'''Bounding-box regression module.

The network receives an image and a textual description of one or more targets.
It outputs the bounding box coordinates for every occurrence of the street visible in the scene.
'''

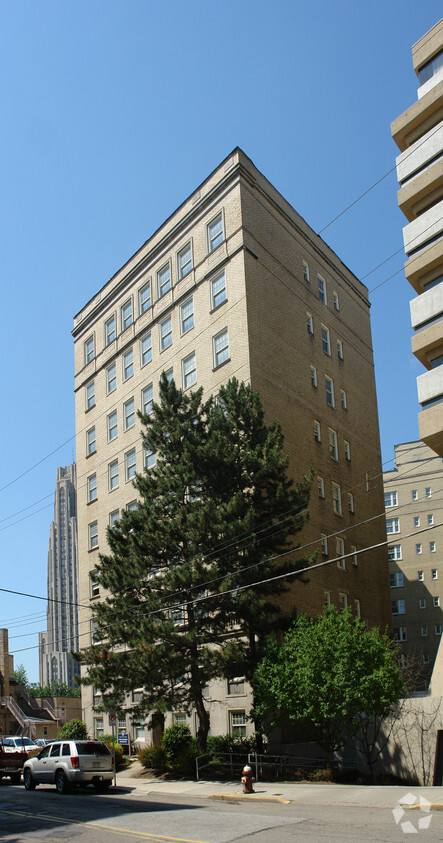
[1,782,443,842]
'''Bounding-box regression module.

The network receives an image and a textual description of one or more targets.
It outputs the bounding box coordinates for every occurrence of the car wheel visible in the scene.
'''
[55,770,69,794]
[10,772,21,785]
[24,769,36,791]
[94,780,111,792]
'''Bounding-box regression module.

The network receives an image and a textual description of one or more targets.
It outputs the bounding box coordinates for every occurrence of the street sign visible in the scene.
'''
[118,733,129,745]
[109,713,117,724]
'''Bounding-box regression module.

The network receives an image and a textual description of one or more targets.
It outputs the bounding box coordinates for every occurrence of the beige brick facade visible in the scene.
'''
[73,149,391,740]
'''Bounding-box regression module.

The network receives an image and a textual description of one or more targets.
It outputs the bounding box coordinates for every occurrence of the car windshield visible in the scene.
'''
[75,742,110,756]
[14,738,35,746]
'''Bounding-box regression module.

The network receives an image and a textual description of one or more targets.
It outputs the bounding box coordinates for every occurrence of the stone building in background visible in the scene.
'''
[38,464,79,689]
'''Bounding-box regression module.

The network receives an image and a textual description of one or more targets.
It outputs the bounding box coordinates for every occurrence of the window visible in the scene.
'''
[339,593,348,610]
[182,352,197,390]
[164,367,173,383]
[318,275,327,304]
[208,213,223,252]
[385,491,398,507]
[160,316,172,351]
[95,718,104,738]
[139,280,151,314]
[414,516,420,527]
[421,626,428,637]
[85,335,94,364]
[86,381,95,410]
[303,260,310,282]
[348,492,355,513]
[321,534,328,556]
[211,270,227,309]
[310,365,318,388]
[434,596,440,607]
[324,590,331,606]
[157,263,171,297]
[123,348,134,380]
[108,459,119,491]
[125,449,136,481]
[436,625,442,636]
[321,325,331,355]
[351,546,358,566]
[418,570,424,581]
[88,521,98,550]
[180,298,194,334]
[416,543,422,554]
[106,362,116,393]
[423,654,430,665]
[325,376,335,407]
[87,474,97,503]
[107,410,118,441]
[336,537,345,569]
[318,477,325,498]
[172,713,187,725]
[394,626,407,642]
[386,518,400,534]
[388,545,402,561]
[432,568,438,579]
[329,428,338,460]
[124,398,135,430]
[354,599,361,618]
[86,427,96,456]
[332,482,342,515]
[392,599,405,615]
[340,389,347,409]
[344,440,351,461]
[419,598,426,609]
[333,291,340,311]
[178,243,192,279]
[144,447,156,469]
[109,509,120,527]
[431,542,437,554]
[412,489,418,501]
[390,572,404,588]
[142,383,154,416]
[314,419,321,442]
[307,312,314,334]
[229,710,246,737]
[227,678,245,695]
[426,487,432,498]
[121,299,133,331]
[90,573,100,598]
[337,339,343,360]
[428,514,434,525]
[213,328,229,368]
[140,332,152,366]
[126,501,138,512]
[105,315,116,346]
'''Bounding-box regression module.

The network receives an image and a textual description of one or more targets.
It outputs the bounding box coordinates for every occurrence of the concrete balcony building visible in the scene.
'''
[392,19,443,455]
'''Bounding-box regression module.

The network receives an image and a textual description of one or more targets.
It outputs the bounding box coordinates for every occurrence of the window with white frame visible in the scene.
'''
[418,570,424,581]
[139,280,151,314]
[333,290,340,311]
[211,270,227,309]
[213,328,229,368]
[90,619,101,644]
[208,213,223,252]
[126,500,138,512]
[388,545,402,561]
[95,718,104,738]
[324,590,331,606]
[144,447,156,469]
[85,335,94,364]
[303,260,310,282]
[123,348,134,379]
[428,514,434,525]
[124,398,135,430]
[430,542,436,553]
[416,543,422,554]
[321,534,328,556]
[140,332,152,366]
[432,568,438,579]
[133,720,145,740]
[164,367,173,383]
[172,712,187,724]
[425,487,432,498]
[392,599,405,615]
[339,592,348,610]
[86,381,95,410]
[390,572,404,588]
[332,482,342,515]
[86,426,96,456]
[307,312,314,334]
[121,299,133,331]
[318,477,325,498]
[354,599,361,617]
[227,678,245,695]
[344,440,351,461]
[310,365,318,388]
[107,410,118,442]
[182,352,197,390]
[87,474,97,503]
[393,626,407,642]
[337,339,344,360]
[434,596,440,607]
[423,654,430,664]
[336,537,345,569]
[318,275,327,303]
[178,243,192,279]
[340,389,347,409]
[384,491,398,507]
[351,545,358,566]
[142,383,154,416]
[435,625,442,636]
[421,626,428,637]
[348,492,355,513]
[314,419,321,442]
[125,449,136,481]
[90,572,100,598]
[419,598,426,609]
[412,489,418,501]
[321,325,331,355]
[109,509,120,527]
[229,710,246,737]
[329,428,338,460]
[325,376,335,407]
[414,516,420,527]
[105,315,116,346]
[88,521,98,550]
[157,263,171,298]
[108,460,119,491]
[386,518,400,534]
[106,362,116,394]
[180,298,194,334]
[160,316,172,351]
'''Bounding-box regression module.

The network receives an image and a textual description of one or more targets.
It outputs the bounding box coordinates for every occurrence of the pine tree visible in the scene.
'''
[79,375,311,750]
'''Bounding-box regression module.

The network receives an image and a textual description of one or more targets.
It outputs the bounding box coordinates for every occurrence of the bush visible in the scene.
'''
[206,733,260,757]
[56,719,88,740]
[101,735,126,770]
[138,744,167,772]
[161,724,193,762]
[171,738,200,776]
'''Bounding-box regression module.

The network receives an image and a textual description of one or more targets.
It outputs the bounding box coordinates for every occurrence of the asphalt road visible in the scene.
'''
[1,782,442,842]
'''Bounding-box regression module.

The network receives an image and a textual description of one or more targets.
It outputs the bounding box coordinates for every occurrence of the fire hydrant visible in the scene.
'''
[241,765,255,793]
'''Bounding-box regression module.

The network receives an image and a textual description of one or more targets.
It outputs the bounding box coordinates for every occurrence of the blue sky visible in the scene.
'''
[0,0,441,681]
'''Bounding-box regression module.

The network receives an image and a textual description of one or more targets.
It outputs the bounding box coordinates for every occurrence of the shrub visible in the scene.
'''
[101,735,126,770]
[206,733,260,757]
[161,724,193,762]
[56,719,88,740]
[138,744,167,772]
[309,768,334,782]
[171,738,200,777]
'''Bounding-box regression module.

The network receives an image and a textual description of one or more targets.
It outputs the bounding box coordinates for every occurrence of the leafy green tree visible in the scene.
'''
[29,682,81,698]
[78,376,311,750]
[253,606,407,768]
[13,664,29,687]
[56,719,88,740]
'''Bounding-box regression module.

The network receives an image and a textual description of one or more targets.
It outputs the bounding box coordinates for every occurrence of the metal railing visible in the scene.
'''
[196,750,357,782]
[196,751,249,781]
[0,696,32,736]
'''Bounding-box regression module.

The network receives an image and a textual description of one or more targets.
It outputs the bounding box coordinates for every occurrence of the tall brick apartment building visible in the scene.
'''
[73,149,391,740]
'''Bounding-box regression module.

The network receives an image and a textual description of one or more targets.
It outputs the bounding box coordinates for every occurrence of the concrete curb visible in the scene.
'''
[209,794,291,804]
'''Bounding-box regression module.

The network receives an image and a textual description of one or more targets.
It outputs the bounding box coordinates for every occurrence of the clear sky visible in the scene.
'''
[0,0,441,682]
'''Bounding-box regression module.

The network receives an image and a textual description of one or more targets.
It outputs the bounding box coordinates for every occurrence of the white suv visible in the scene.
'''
[23,740,114,793]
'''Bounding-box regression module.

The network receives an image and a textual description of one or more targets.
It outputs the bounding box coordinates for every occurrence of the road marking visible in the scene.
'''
[0,809,211,843]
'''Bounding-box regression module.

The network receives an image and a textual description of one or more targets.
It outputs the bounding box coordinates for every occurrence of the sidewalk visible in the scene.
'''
[115,761,443,808]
